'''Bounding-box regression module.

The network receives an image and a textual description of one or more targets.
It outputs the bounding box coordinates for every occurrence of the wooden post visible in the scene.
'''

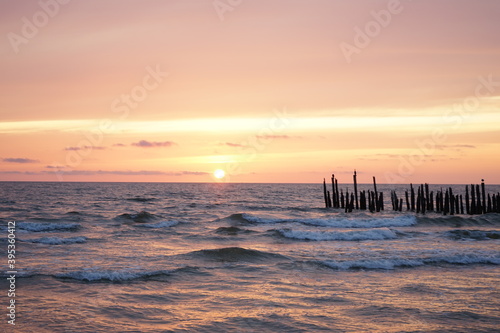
[420,185,427,214]
[430,191,434,211]
[444,190,449,215]
[410,183,415,211]
[416,188,420,214]
[471,185,476,214]
[476,184,481,214]
[360,190,366,210]
[487,194,492,213]
[425,184,430,210]
[460,195,464,215]
[481,179,486,214]
[497,193,500,213]
[405,190,410,211]
[335,179,340,208]
[465,185,470,215]
[373,177,378,211]
[323,179,329,208]
[449,187,454,215]
[349,193,354,212]
[353,170,359,210]
[340,189,345,209]
[331,175,336,209]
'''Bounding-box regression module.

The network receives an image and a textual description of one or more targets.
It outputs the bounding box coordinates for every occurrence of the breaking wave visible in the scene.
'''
[23,236,88,245]
[17,222,81,232]
[276,228,397,241]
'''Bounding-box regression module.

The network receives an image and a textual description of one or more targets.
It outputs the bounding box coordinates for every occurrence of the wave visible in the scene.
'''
[446,229,500,240]
[214,226,256,235]
[222,213,417,229]
[22,236,88,245]
[276,228,397,241]
[125,197,157,202]
[17,222,81,232]
[188,247,288,262]
[320,253,500,270]
[417,214,500,227]
[299,216,417,228]
[55,269,174,282]
[134,220,179,228]
[220,213,280,225]
[114,211,158,223]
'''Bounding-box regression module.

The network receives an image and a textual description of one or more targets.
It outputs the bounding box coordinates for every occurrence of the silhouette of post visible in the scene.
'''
[353,170,359,210]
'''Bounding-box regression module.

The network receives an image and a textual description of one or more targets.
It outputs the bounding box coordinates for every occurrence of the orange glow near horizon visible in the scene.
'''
[1,1,500,184]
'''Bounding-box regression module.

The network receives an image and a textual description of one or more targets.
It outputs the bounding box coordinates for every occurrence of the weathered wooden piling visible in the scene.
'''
[323,178,328,208]
[335,178,340,208]
[471,184,476,214]
[331,175,336,209]
[410,184,415,211]
[465,186,470,215]
[476,184,481,214]
[460,195,464,215]
[360,190,367,210]
[353,170,359,210]
[322,172,496,216]
[481,179,486,214]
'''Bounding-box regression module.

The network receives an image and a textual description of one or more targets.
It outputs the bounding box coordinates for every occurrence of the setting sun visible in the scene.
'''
[214,169,226,179]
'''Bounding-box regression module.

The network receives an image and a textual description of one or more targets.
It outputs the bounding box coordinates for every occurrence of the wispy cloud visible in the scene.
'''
[131,140,176,148]
[220,142,246,148]
[256,135,292,140]
[64,146,106,151]
[435,144,476,150]
[2,157,39,163]
[2,169,209,176]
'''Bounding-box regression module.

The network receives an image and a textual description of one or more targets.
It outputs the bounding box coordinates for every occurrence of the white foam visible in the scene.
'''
[300,215,417,228]
[241,214,417,228]
[25,236,87,245]
[241,213,280,224]
[136,220,179,228]
[323,258,424,270]
[278,228,397,241]
[56,269,172,282]
[321,253,500,270]
[17,222,80,232]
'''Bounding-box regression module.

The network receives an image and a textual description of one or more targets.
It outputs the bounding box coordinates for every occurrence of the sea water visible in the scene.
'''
[0,182,499,332]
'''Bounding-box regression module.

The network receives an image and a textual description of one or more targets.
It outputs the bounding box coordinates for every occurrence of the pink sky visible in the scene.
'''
[1,0,499,183]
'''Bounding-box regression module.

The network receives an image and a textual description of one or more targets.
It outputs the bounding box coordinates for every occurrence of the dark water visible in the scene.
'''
[0,182,499,332]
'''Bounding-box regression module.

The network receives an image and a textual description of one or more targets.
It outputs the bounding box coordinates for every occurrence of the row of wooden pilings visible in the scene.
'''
[323,171,500,215]
[323,171,384,213]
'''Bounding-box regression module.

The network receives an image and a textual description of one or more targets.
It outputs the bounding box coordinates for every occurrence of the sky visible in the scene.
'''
[1,0,499,184]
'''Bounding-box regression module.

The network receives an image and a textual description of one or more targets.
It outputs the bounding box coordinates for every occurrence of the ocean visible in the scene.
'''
[1,182,499,332]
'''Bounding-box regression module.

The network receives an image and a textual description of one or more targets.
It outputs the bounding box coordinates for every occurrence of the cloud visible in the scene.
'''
[64,146,106,151]
[436,144,476,150]
[220,142,246,148]
[131,140,176,148]
[112,143,126,147]
[2,157,39,163]
[256,135,291,140]
[1,169,209,176]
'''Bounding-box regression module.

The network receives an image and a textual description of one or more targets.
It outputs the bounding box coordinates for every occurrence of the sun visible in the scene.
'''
[213,169,226,180]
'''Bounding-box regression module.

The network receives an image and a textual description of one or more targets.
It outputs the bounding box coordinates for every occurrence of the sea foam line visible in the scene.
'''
[277,228,397,241]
